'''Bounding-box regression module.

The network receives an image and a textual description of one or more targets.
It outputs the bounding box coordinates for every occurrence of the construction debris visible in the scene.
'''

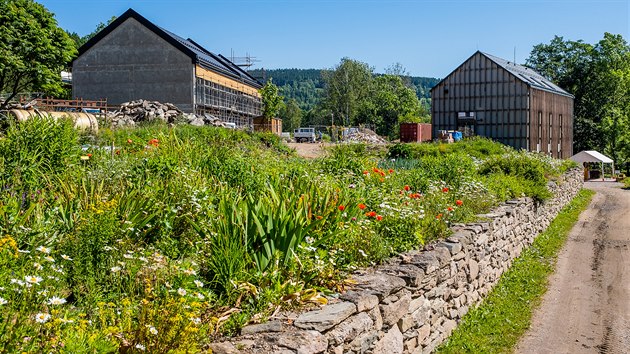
[108,100,231,128]
[342,128,389,144]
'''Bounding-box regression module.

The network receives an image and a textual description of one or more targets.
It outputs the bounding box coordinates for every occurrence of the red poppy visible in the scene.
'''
[338,205,345,211]
[372,167,380,173]
[376,215,383,221]
[456,200,463,206]
[363,170,369,175]
[365,211,377,218]
[447,207,454,212]
[127,139,133,144]
[115,150,121,155]
[379,178,385,183]
[442,187,449,193]
[404,185,410,191]
[388,169,394,174]
[87,153,92,158]
[436,213,443,219]
[358,203,366,210]
[149,138,160,147]
[316,216,323,220]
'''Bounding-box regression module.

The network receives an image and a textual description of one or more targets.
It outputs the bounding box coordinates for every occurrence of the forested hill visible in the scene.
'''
[249,68,440,111]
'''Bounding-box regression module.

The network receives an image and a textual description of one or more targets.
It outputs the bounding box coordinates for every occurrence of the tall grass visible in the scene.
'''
[0,119,573,351]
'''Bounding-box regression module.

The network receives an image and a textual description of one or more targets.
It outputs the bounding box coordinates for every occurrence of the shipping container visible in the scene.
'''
[400,123,432,143]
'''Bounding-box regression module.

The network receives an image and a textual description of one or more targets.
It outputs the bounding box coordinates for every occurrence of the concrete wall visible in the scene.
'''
[72,18,195,112]
[209,169,583,354]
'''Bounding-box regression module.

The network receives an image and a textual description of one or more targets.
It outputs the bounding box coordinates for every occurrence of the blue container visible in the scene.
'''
[452,131,463,141]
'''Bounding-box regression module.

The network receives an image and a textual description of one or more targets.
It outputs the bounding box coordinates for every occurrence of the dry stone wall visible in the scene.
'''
[210,168,583,354]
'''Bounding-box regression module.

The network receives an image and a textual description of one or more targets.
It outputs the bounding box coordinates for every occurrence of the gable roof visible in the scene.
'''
[570,150,614,164]
[76,8,262,89]
[480,52,573,98]
[430,51,573,98]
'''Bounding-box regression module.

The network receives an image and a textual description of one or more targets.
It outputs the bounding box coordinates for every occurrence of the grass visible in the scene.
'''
[0,117,581,352]
[436,188,595,354]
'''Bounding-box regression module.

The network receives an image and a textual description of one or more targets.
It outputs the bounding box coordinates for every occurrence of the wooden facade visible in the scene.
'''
[431,51,574,158]
[253,117,282,136]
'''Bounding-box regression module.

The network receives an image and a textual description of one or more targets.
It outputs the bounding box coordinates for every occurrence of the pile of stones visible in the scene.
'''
[108,100,231,128]
[343,128,389,144]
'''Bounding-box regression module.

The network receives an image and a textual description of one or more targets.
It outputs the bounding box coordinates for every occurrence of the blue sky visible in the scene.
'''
[41,0,629,78]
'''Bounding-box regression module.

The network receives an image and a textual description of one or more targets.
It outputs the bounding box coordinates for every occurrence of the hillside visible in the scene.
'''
[249,68,440,111]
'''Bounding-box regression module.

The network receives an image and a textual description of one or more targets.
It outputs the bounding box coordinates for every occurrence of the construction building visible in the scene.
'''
[431,51,574,158]
[72,9,262,127]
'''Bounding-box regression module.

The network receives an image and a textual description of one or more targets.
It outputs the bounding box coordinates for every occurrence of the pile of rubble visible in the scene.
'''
[343,128,389,144]
[108,100,231,128]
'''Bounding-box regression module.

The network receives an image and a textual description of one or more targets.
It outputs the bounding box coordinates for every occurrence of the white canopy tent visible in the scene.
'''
[570,150,615,180]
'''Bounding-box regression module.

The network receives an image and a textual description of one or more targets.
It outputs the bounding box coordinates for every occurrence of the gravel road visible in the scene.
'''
[516,181,630,354]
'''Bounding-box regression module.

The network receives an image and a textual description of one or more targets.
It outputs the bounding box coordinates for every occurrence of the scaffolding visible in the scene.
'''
[194,77,261,128]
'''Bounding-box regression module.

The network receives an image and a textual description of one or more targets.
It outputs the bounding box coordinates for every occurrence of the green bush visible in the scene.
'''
[0,115,80,191]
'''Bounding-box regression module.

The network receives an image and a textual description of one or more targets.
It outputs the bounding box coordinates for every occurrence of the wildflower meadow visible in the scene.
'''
[0,116,574,352]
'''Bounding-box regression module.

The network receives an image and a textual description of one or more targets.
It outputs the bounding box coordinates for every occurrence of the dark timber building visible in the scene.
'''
[431,51,574,158]
[72,9,262,127]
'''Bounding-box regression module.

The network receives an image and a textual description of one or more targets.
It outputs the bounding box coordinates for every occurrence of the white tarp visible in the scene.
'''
[570,150,614,164]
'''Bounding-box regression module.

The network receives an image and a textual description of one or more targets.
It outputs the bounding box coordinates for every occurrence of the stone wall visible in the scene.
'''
[211,168,583,354]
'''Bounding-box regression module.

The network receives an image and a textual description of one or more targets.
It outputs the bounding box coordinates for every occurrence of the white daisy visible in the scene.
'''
[182,268,197,276]
[148,326,158,335]
[35,313,51,323]
[0,297,7,305]
[36,246,51,254]
[33,262,43,271]
[110,266,122,273]
[195,292,205,301]
[24,275,43,284]
[47,296,67,305]
[194,280,203,288]
[135,344,146,351]
[61,254,73,261]
[177,288,187,296]
[43,256,55,263]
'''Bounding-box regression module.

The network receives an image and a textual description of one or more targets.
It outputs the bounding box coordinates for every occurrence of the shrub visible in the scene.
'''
[0,115,80,191]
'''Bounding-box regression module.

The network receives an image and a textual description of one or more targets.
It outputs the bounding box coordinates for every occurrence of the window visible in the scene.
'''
[559,114,563,154]
[537,111,542,152]
[548,113,552,155]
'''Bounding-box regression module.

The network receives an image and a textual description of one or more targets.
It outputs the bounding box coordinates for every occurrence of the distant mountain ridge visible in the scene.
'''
[249,68,440,111]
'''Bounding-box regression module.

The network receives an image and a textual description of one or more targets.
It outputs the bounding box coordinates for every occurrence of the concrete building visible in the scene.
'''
[72,9,262,127]
[431,51,574,158]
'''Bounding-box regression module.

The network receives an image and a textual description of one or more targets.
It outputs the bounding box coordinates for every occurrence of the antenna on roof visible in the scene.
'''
[514,46,516,64]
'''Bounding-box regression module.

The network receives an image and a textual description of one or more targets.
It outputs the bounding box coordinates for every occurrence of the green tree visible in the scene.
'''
[527,33,630,168]
[279,98,302,132]
[259,79,283,118]
[358,75,421,139]
[66,16,117,50]
[0,0,76,108]
[322,58,374,126]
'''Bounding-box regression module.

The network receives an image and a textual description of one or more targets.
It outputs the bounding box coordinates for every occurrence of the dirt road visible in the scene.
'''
[287,142,328,159]
[516,182,630,354]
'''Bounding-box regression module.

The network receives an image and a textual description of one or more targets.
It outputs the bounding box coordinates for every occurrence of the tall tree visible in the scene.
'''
[527,33,630,167]
[259,79,283,118]
[358,75,421,138]
[322,58,373,126]
[66,16,117,50]
[279,99,302,132]
[0,0,76,108]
